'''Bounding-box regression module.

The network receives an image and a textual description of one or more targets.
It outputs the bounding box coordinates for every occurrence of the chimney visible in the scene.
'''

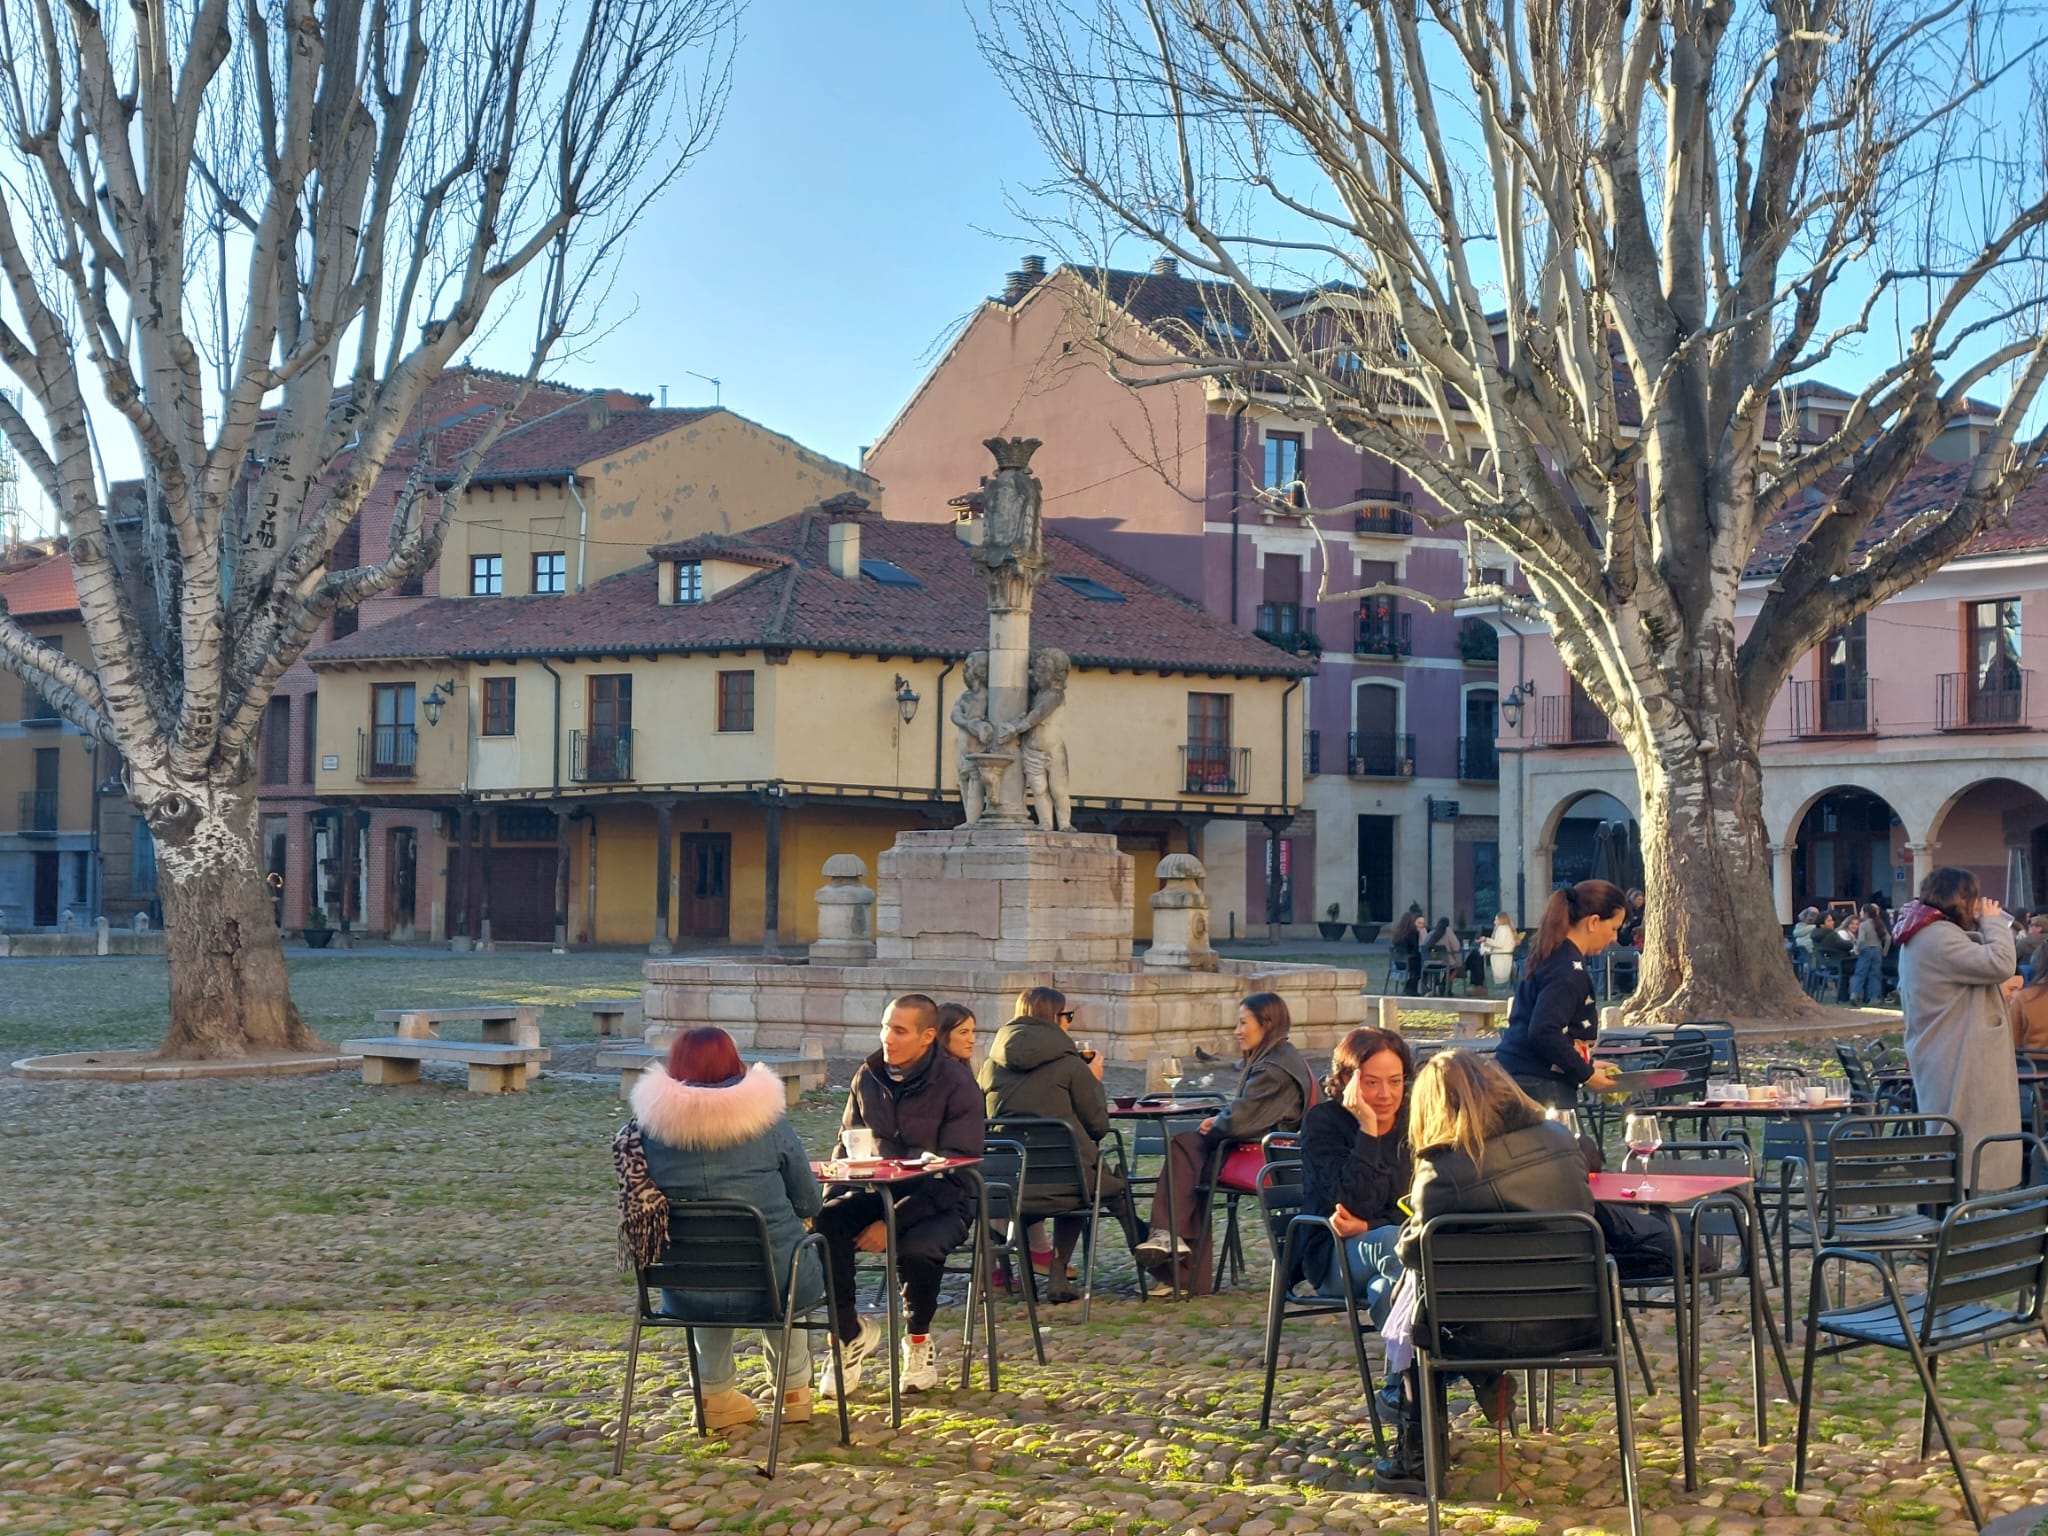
[1150,256,1178,277]
[828,520,861,580]
[584,394,608,430]
[1020,255,1047,279]
[949,491,985,546]
[1002,272,1027,303]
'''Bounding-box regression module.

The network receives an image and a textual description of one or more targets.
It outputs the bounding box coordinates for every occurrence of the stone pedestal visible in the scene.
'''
[810,854,878,963]
[1145,853,1218,971]
[875,825,1133,968]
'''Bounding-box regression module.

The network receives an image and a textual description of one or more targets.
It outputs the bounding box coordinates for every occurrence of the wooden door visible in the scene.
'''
[33,851,59,926]
[678,833,730,938]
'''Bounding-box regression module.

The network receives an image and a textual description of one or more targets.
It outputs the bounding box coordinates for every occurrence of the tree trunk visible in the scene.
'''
[1626,697,1816,1024]
[149,767,324,1059]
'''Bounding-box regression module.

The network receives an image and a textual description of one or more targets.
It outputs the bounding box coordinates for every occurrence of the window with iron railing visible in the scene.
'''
[1938,668,2031,730]
[1347,731,1416,777]
[1355,600,1411,658]
[1180,744,1251,795]
[1303,729,1321,776]
[1353,491,1412,536]
[362,683,417,778]
[571,727,635,782]
[1458,735,1500,781]
[1254,602,1320,654]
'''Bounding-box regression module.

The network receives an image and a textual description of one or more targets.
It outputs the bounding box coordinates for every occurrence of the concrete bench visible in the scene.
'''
[1375,995,1512,1034]
[598,1045,828,1104]
[341,1036,551,1095]
[585,999,644,1037]
[373,1005,543,1081]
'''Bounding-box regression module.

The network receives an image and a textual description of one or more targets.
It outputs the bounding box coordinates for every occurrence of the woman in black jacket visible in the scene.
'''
[1492,880,1627,1109]
[1391,912,1424,995]
[1298,1026,1413,1307]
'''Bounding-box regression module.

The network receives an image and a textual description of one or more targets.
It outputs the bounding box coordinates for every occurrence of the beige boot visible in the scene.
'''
[699,1387,758,1432]
[778,1386,813,1424]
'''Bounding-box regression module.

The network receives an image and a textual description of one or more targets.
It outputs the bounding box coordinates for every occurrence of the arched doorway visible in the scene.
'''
[1793,789,1903,913]
[1550,791,1640,890]
[1928,777,2048,907]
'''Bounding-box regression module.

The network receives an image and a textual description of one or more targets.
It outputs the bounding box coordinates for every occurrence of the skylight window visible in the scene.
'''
[1184,305,1249,343]
[1054,574,1126,603]
[859,557,922,588]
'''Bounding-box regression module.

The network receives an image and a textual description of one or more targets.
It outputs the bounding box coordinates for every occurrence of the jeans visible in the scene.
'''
[1320,1222,1403,1325]
[669,1313,812,1396]
[1850,947,1884,1005]
[814,1188,970,1339]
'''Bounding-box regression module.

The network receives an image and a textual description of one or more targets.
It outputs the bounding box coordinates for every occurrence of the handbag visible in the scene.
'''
[1217,1141,1267,1192]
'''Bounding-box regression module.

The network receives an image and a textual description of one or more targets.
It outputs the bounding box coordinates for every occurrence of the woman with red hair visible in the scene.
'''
[618,1027,824,1432]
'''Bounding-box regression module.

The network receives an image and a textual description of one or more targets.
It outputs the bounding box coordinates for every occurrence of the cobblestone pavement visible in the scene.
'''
[1,960,2042,1535]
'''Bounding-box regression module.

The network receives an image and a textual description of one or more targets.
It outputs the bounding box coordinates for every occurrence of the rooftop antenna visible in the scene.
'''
[685,370,721,407]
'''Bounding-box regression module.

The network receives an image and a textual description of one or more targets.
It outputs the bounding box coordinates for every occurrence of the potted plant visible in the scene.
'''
[1318,902,1349,942]
[303,908,335,949]
[1352,905,1383,943]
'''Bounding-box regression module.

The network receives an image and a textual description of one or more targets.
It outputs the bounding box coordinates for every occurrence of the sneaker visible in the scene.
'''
[818,1315,885,1397]
[1143,1275,1179,1299]
[1132,1232,1190,1265]
[777,1387,813,1424]
[901,1333,939,1392]
[699,1387,758,1432]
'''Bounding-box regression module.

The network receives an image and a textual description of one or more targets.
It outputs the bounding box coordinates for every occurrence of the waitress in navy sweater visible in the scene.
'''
[1494,880,1629,1109]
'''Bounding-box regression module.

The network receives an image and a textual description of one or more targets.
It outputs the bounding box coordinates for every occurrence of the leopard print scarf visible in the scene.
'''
[611,1120,668,1272]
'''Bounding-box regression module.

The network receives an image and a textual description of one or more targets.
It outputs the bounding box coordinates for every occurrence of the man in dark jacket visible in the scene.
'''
[816,994,986,1398]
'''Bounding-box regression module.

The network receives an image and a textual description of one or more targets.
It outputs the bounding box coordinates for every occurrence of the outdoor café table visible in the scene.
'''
[811,1155,991,1426]
[1108,1099,1217,1302]
[1589,1169,1791,1492]
[1591,1041,1665,1061]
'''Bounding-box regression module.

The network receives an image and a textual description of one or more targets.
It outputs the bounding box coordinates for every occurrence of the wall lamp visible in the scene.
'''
[893,674,920,726]
[420,677,458,727]
[1499,680,1536,732]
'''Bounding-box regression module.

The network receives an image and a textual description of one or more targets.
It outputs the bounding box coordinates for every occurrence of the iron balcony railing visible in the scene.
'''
[571,727,635,783]
[1459,735,1500,781]
[1303,728,1322,776]
[357,724,418,780]
[1354,493,1413,536]
[1457,617,1498,665]
[1254,602,1320,655]
[16,788,58,835]
[1938,669,2031,730]
[1181,745,1250,796]
[1537,692,1617,745]
[1347,731,1416,778]
[1355,605,1412,659]
[1790,677,1876,737]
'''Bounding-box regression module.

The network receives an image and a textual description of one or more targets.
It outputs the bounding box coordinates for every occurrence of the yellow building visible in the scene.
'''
[307,496,1313,947]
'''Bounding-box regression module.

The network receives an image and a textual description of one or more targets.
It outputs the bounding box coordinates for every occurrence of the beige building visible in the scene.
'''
[308,495,1312,948]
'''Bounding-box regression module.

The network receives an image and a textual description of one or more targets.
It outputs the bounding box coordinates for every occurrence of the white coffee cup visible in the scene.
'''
[1726,1083,1751,1102]
[1806,1085,1828,1105]
[1706,1078,1733,1102]
[844,1128,879,1160]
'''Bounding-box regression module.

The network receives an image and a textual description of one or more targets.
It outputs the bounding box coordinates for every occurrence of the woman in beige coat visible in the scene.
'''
[1894,867,2022,1190]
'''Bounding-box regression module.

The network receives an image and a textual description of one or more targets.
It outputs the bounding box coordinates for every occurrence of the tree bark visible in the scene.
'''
[148,768,324,1059]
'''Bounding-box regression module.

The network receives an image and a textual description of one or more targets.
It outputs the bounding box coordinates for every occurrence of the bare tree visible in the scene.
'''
[982,0,2048,1019]
[0,0,740,1056]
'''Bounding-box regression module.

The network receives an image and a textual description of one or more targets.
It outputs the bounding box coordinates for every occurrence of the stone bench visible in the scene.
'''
[341,1037,551,1095]
[585,999,644,1037]
[1374,995,1512,1034]
[373,1005,543,1081]
[598,1045,828,1104]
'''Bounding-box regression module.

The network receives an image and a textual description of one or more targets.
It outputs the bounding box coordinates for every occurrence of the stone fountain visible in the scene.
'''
[643,439,1369,1065]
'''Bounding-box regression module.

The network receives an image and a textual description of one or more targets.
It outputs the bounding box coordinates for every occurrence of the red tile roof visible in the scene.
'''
[440,402,718,484]
[1745,456,2048,577]
[310,506,1315,678]
[0,552,78,619]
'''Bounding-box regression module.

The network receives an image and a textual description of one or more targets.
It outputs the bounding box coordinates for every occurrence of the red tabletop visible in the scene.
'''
[1590,1171,1753,1205]
[1108,1100,1215,1117]
[811,1155,981,1184]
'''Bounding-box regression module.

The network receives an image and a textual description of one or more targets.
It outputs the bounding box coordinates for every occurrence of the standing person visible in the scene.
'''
[1298,1027,1414,1308]
[936,1002,978,1067]
[1492,881,1626,1109]
[1391,912,1424,996]
[978,985,1127,1303]
[614,1028,823,1431]
[1132,992,1316,1296]
[1894,869,2023,1190]
[1482,912,1518,991]
[1849,903,1891,1006]
[815,994,986,1396]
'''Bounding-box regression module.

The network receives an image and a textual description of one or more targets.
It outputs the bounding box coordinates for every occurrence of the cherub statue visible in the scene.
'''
[996,645,1073,831]
[950,650,995,823]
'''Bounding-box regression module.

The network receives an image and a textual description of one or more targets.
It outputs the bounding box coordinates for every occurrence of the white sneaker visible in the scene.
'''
[818,1314,885,1397]
[901,1333,939,1392]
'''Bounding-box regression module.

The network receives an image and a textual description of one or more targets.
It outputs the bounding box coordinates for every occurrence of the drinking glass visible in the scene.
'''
[1624,1112,1662,1195]
[1160,1056,1183,1094]
[844,1128,879,1161]
[1706,1077,1733,1103]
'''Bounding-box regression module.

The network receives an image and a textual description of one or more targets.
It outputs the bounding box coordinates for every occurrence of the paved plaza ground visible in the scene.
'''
[2,954,2045,1536]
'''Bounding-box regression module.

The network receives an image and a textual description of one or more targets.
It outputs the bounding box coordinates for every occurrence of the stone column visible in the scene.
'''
[810,854,877,963]
[650,799,675,956]
[552,804,572,952]
[476,810,495,950]
[762,795,784,953]
[451,806,472,950]
[1144,853,1218,970]
[1905,842,1937,897]
[1770,843,1796,925]
[1529,844,1554,907]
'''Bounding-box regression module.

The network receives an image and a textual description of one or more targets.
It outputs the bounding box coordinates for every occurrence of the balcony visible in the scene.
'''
[1354,605,1412,659]
[16,789,58,836]
[1354,493,1413,536]
[1456,618,1498,665]
[358,724,418,780]
[1459,735,1500,781]
[1790,678,1876,737]
[1303,728,1322,776]
[1181,745,1251,796]
[1537,693,1617,746]
[1938,670,2032,731]
[572,727,635,783]
[1254,602,1321,656]
[1348,731,1416,778]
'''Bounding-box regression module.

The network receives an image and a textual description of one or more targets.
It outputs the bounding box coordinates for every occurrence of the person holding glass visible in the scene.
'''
[1298,1027,1414,1308]
[1492,880,1626,1110]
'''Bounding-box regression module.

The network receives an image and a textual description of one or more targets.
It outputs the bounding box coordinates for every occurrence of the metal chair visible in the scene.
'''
[985,1115,1139,1320]
[961,1137,1043,1365]
[1256,1158,1385,1447]
[1680,1020,1740,1076]
[1412,1211,1643,1536]
[1793,1181,2048,1528]
[1612,1138,1760,1390]
[613,1200,849,1478]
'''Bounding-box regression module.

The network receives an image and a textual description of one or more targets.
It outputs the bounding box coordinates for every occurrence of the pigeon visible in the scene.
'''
[1194,1046,1222,1064]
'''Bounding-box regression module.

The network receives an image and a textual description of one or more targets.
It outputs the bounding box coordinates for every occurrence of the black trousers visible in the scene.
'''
[814,1188,969,1340]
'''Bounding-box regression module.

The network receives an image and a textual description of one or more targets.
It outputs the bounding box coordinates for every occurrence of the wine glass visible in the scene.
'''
[1160,1056,1183,1095]
[1623,1112,1662,1196]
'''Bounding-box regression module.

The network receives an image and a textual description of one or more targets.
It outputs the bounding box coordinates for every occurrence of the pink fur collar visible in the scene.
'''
[630,1060,787,1149]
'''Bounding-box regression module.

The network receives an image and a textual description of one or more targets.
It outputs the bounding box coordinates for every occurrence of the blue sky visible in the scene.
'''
[470,1,1058,472]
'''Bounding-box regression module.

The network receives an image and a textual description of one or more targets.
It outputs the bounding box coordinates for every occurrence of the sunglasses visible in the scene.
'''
[1058,1010,1076,1022]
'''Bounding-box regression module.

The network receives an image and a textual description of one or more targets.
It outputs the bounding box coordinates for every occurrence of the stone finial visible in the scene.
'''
[132,911,150,932]
[810,852,877,965]
[1156,852,1205,882]
[1145,853,1218,971]
[821,853,869,881]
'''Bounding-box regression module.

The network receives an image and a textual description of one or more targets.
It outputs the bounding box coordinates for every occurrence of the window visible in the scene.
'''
[494,807,558,843]
[533,551,566,594]
[366,684,416,777]
[578,674,633,782]
[1052,574,1127,603]
[301,695,318,781]
[859,557,922,587]
[21,634,60,722]
[482,677,516,736]
[1185,692,1235,791]
[331,606,359,640]
[1262,432,1305,504]
[469,554,503,595]
[260,697,292,784]
[398,568,425,597]
[1960,597,2025,726]
[131,815,157,898]
[1818,616,1869,732]
[717,670,755,732]
[676,560,704,602]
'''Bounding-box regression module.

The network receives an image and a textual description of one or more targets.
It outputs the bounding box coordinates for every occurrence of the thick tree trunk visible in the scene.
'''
[148,768,324,1059]
[1626,702,1816,1023]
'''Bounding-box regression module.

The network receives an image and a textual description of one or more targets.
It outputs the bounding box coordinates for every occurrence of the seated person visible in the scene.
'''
[816,994,985,1397]
[1133,991,1315,1296]
[1374,1050,1599,1497]
[1813,912,1853,957]
[1298,1027,1413,1313]
[979,985,1131,1302]
[615,1027,823,1431]
[936,1002,978,1066]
